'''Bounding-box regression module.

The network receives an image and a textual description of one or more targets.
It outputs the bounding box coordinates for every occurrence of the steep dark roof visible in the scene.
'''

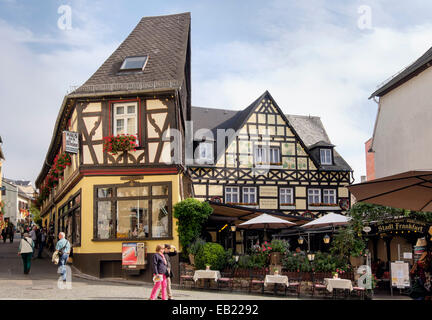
[308,141,335,149]
[191,92,352,172]
[370,46,432,98]
[73,12,191,94]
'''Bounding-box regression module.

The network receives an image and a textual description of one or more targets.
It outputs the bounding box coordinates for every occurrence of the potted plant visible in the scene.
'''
[205,264,211,271]
[188,238,206,266]
[103,134,138,155]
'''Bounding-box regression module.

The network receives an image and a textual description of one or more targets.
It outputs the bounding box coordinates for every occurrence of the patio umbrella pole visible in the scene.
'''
[308,232,310,252]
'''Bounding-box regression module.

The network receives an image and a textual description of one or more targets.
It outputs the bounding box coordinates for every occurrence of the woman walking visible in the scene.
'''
[149,245,168,300]
[18,232,34,274]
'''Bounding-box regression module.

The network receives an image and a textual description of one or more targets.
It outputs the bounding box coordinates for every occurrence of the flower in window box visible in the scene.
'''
[103,134,138,155]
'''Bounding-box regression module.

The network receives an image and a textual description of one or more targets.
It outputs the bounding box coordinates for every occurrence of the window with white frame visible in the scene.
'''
[308,189,321,205]
[320,149,332,165]
[269,147,281,164]
[113,102,138,140]
[254,146,280,164]
[198,142,213,163]
[254,146,268,164]
[323,189,337,205]
[225,187,239,204]
[280,188,294,205]
[243,187,257,204]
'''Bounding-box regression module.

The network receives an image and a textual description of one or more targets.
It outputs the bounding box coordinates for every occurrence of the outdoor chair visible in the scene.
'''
[311,274,329,298]
[218,268,234,291]
[249,268,265,294]
[180,269,196,289]
[352,286,366,300]
[283,271,301,297]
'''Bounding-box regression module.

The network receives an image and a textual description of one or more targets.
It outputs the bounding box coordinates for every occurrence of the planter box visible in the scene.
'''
[189,254,195,266]
[350,256,363,267]
[308,206,341,211]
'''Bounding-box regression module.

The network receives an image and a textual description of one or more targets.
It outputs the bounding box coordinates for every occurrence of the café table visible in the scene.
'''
[264,274,289,295]
[193,270,221,289]
[324,278,353,299]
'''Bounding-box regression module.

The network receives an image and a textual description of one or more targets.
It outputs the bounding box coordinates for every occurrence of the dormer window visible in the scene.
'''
[197,142,213,164]
[320,148,332,165]
[120,56,148,71]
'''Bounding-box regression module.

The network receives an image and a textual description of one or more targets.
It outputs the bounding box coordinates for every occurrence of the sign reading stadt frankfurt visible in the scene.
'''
[63,131,79,154]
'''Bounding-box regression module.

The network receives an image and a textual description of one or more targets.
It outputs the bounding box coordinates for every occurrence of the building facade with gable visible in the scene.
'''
[36,12,353,280]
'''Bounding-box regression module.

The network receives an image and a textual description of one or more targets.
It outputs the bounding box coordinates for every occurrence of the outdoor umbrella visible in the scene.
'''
[238,213,296,229]
[301,212,351,229]
[348,170,432,212]
[238,213,295,240]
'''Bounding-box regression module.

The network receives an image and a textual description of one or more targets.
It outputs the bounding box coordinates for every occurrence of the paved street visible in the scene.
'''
[0,234,410,300]
[0,235,291,300]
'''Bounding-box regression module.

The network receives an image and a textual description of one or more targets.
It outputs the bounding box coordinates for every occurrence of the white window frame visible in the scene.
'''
[225,187,240,204]
[254,146,281,165]
[308,189,321,205]
[269,147,281,164]
[323,189,337,205]
[320,149,332,165]
[242,187,257,204]
[113,102,138,143]
[198,142,214,164]
[254,146,268,164]
[280,188,294,205]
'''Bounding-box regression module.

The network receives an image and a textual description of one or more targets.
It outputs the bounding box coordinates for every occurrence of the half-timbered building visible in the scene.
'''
[36,13,192,281]
[189,91,353,253]
[36,12,353,280]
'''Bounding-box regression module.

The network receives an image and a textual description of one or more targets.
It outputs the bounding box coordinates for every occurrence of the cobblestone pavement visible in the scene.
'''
[0,235,290,300]
[0,235,409,300]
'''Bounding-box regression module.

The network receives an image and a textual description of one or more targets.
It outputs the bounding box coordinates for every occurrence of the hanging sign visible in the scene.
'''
[374,218,429,234]
[62,131,79,154]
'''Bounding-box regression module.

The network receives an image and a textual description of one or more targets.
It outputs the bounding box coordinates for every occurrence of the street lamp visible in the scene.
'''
[307,252,315,262]
[230,225,236,232]
[298,236,305,245]
[323,234,330,244]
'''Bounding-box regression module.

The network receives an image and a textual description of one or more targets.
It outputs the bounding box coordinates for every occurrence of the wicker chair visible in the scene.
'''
[249,268,266,294]
[218,268,234,291]
[311,273,329,298]
[283,271,302,297]
[180,268,196,289]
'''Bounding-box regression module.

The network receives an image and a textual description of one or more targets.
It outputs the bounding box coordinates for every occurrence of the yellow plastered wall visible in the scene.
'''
[53,174,181,255]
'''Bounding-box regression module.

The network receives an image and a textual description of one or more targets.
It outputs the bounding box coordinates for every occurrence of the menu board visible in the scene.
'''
[390,261,410,288]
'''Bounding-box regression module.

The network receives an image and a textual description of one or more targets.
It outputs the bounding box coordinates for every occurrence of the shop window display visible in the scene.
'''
[57,191,81,246]
[95,182,171,240]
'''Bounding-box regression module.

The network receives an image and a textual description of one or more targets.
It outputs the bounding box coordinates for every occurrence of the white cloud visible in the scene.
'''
[0,13,118,184]
[192,21,432,182]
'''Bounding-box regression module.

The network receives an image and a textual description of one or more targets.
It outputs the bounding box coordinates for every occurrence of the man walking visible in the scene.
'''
[37,228,46,258]
[56,232,71,283]
[158,244,177,300]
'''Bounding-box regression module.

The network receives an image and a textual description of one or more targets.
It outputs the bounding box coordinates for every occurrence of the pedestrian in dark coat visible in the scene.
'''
[149,245,169,300]
[158,244,177,300]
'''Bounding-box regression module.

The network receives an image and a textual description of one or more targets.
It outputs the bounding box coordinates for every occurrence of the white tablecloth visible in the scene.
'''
[193,270,221,282]
[324,278,353,292]
[264,275,289,287]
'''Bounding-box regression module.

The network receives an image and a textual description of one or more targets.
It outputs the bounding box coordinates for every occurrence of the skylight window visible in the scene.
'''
[120,56,148,71]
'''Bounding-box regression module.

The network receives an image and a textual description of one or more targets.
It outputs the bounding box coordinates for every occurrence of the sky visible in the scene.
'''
[1,0,432,186]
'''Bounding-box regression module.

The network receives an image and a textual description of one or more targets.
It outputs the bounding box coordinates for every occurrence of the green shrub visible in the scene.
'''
[188,238,206,255]
[237,255,252,269]
[225,248,237,268]
[173,198,213,251]
[282,252,311,272]
[270,239,290,254]
[195,242,227,271]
